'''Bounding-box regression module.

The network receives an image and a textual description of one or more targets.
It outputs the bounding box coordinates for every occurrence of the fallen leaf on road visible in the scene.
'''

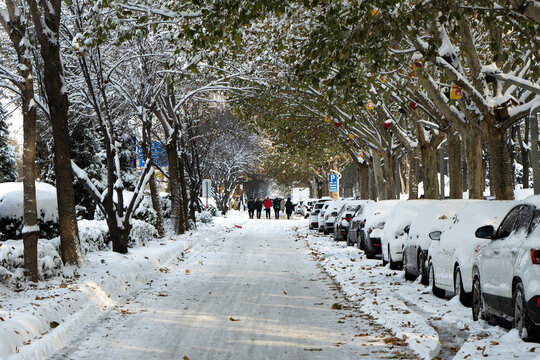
[303,348,322,351]
[490,341,499,346]
[229,317,240,321]
[185,269,190,274]
[49,321,59,329]
[331,303,342,310]
[530,347,536,352]
[183,356,190,360]
[283,291,287,295]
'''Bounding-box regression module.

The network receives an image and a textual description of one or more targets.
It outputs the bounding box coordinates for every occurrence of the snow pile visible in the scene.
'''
[196,210,214,224]
[0,238,62,287]
[128,219,158,247]
[0,182,59,241]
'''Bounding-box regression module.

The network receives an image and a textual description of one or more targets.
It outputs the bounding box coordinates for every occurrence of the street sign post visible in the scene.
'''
[202,179,212,209]
[328,171,341,200]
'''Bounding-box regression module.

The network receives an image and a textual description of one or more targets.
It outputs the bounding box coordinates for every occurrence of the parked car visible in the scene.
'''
[308,197,331,230]
[381,200,432,270]
[334,200,369,244]
[347,202,371,248]
[427,201,513,306]
[322,199,349,235]
[403,200,476,284]
[317,202,331,232]
[300,199,316,218]
[359,200,401,259]
[472,197,540,339]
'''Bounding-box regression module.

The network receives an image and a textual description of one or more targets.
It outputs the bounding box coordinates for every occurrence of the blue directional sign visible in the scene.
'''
[328,174,338,192]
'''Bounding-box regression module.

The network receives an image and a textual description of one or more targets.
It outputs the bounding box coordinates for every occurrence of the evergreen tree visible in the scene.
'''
[0,113,18,182]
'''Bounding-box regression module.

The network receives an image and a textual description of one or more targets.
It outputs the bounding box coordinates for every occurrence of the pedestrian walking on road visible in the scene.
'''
[273,197,281,219]
[264,197,272,219]
[285,198,294,219]
[247,197,255,219]
[255,198,263,219]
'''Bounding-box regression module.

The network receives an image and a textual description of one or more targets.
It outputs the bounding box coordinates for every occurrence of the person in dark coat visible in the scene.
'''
[247,197,255,219]
[264,197,272,219]
[255,198,263,219]
[285,198,294,219]
[273,197,281,219]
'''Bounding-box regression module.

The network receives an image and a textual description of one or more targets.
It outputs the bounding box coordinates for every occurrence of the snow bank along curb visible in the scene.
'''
[0,223,219,359]
[299,229,440,359]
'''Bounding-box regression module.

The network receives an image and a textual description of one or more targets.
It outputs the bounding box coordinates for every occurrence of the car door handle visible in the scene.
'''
[493,250,500,255]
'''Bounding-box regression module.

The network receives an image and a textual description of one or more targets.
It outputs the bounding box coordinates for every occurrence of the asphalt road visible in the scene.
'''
[49,217,415,359]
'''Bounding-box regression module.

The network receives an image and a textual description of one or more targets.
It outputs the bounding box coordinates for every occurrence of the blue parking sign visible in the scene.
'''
[328,174,338,192]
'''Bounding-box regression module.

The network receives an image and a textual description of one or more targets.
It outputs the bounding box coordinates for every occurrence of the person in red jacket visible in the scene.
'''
[263,197,272,219]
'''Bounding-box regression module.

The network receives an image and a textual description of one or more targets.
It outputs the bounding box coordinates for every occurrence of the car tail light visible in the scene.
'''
[342,217,352,222]
[325,215,329,220]
[537,298,540,308]
[373,243,381,247]
[368,227,373,233]
[531,249,540,264]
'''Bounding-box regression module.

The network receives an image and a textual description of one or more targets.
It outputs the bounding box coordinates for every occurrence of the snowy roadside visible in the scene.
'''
[296,223,540,360]
[0,216,240,360]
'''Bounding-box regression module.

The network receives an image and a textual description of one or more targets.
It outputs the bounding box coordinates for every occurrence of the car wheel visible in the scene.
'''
[429,261,445,298]
[454,267,472,307]
[359,237,365,251]
[513,282,537,340]
[472,275,484,321]
[389,246,399,270]
[419,252,429,286]
[403,249,416,281]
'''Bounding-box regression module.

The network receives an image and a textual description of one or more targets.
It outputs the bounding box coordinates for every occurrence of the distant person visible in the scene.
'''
[273,197,281,219]
[255,198,263,219]
[247,197,255,219]
[285,198,294,219]
[264,197,272,219]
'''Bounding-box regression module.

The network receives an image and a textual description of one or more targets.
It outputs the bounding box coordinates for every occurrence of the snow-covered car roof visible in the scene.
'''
[407,200,479,248]
[363,200,402,230]
[381,200,434,244]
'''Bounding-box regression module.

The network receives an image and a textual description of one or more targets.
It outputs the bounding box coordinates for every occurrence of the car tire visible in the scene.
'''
[429,261,445,298]
[389,246,400,270]
[403,250,416,281]
[419,252,429,285]
[472,275,485,321]
[359,237,365,251]
[454,267,472,307]
[513,282,537,340]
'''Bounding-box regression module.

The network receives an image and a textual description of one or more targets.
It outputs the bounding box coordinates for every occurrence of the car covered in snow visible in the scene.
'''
[427,201,513,306]
[308,197,331,230]
[358,200,401,259]
[381,200,432,270]
[321,199,348,235]
[334,200,369,244]
[0,182,59,241]
[403,200,477,284]
[472,197,540,339]
[318,202,331,232]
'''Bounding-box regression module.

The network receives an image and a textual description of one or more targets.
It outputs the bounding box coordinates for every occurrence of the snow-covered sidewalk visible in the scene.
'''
[299,224,540,359]
[0,219,225,359]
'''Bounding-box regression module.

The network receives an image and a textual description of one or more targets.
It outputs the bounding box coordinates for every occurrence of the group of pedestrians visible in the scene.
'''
[247,197,295,219]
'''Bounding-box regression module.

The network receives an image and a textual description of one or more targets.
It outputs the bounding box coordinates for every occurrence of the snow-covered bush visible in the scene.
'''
[0,238,62,287]
[78,219,109,254]
[196,210,214,224]
[128,219,157,247]
[0,182,59,241]
[160,192,171,219]
[132,196,157,225]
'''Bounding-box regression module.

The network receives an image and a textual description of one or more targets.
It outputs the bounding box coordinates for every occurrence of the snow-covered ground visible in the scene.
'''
[2,212,539,359]
[300,224,540,359]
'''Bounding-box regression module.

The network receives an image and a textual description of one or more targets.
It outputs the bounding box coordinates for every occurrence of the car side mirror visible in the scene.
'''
[404,225,410,234]
[429,231,442,241]
[475,225,494,239]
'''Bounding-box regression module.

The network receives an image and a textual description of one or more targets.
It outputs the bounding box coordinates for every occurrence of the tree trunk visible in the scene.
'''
[448,131,463,199]
[519,118,530,188]
[22,66,39,282]
[382,153,397,199]
[485,124,514,199]
[464,131,484,199]
[408,150,420,200]
[166,132,185,234]
[178,154,190,230]
[371,150,387,200]
[419,143,439,199]
[30,0,81,265]
[358,161,369,200]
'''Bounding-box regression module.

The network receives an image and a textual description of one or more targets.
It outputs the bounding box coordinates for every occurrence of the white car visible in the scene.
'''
[403,200,477,284]
[323,199,348,235]
[472,198,540,339]
[381,200,432,270]
[427,201,513,306]
[360,200,401,259]
[308,198,331,229]
[318,203,330,232]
